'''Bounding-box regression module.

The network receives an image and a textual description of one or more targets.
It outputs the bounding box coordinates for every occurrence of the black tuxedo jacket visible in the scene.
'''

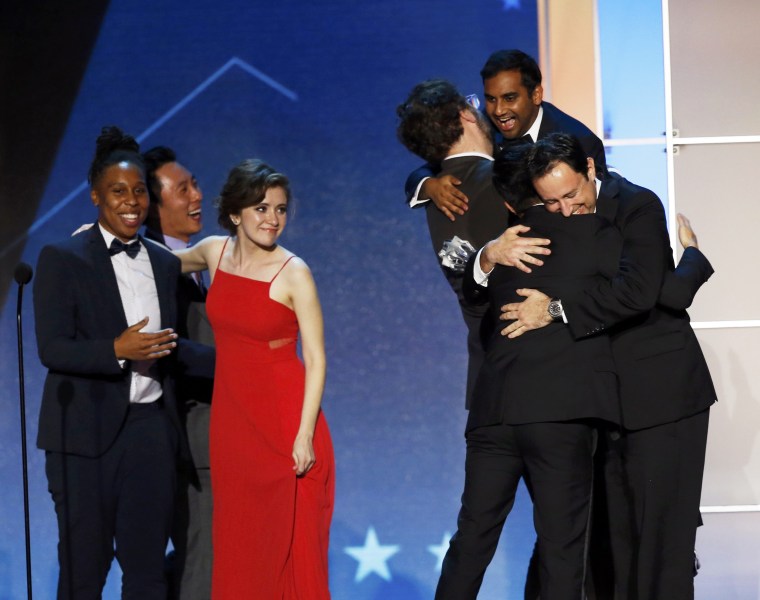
[34,225,213,458]
[404,100,607,203]
[463,208,622,432]
[561,173,717,430]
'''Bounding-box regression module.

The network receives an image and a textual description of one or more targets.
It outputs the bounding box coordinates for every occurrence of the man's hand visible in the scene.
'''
[114,317,177,360]
[423,174,469,221]
[481,225,551,274]
[500,289,552,338]
[676,213,699,250]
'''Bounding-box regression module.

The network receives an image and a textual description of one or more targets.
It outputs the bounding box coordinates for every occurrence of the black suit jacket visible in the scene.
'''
[561,173,717,430]
[404,100,607,203]
[463,208,622,432]
[426,155,511,307]
[34,225,213,458]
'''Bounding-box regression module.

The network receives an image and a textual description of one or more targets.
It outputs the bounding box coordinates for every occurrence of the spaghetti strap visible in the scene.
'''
[270,256,295,283]
[216,237,231,271]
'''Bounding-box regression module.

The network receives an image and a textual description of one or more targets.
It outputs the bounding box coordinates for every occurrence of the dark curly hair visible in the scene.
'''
[215,159,291,234]
[87,125,144,186]
[396,79,469,164]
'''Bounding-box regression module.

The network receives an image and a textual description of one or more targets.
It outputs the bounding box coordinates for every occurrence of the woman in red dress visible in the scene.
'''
[176,159,334,599]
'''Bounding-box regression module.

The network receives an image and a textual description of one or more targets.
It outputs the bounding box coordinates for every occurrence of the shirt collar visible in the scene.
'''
[592,178,601,213]
[523,105,544,143]
[444,151,494,162]
[98,223,138,247]
[161,234,190,251]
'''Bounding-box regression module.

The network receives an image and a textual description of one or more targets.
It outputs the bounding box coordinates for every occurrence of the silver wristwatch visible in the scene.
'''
[547,298,563,321]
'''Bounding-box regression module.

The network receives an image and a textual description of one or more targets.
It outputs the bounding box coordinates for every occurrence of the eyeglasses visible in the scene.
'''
[465,94,480,110]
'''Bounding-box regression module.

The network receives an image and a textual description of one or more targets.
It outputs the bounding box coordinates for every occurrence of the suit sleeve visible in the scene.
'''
[404,162,440,205]
[175,338,215,380]
[462,252,490,306]
[33,245,124,376]
[562,190,669,339]
[657,247,714,310]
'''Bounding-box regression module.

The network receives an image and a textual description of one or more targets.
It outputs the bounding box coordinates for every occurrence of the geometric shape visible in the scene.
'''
[427,531,452,572]
[344,526,401,582]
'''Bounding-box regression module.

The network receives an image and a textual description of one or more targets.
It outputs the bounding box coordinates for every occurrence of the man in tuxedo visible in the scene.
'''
[142,146,214,600]
[495,133,716,598]
[397,79,521,407]
[428,138,624,599]
[405,48,608,221]
[34,137,213,598]
[396,80,621,598]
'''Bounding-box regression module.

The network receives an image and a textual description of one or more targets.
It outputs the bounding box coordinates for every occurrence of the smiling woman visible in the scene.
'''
[30,124,213,599]
[88,128,149,242]
[173,159,335,599]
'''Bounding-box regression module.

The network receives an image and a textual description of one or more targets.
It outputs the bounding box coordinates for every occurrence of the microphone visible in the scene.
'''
[15,262,34,599]
[15,262,33,285]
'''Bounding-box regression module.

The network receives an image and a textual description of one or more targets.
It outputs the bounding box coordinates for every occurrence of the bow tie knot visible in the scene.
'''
[109,238,140,259]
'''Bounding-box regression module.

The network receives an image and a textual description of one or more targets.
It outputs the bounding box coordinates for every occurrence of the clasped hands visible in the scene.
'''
[478,224,553,338]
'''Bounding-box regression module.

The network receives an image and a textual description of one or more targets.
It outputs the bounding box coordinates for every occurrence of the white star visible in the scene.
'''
[427,532,452,572]
[502,0,521,10]
[344,526,401,582]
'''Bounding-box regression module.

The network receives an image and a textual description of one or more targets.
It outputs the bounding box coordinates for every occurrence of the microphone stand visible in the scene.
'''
[16,270,33,600]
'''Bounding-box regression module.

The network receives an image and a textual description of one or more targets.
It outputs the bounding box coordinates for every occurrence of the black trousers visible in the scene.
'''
[435,420,595,600]
[46,401,178,600]
[602,408,710,600]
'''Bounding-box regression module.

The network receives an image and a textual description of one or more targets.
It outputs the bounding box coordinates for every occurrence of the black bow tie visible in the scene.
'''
[109,238,140,259]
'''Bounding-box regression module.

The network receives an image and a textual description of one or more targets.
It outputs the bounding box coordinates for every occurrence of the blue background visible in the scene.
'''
[0,1,542,598]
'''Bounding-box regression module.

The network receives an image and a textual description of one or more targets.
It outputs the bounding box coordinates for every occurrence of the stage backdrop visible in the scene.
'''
[0,1,540,598]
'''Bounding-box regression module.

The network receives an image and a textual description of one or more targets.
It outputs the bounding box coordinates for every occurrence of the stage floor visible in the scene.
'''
[695,511,760,599]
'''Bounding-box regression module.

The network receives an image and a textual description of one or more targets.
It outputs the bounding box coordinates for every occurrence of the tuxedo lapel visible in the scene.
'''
[86,226,129,331]
[537,104,554,139]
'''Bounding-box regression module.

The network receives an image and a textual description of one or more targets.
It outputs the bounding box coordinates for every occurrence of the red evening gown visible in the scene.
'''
[206,256,334,599]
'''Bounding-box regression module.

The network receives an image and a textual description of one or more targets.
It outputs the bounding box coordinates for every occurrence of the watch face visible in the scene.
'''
[548,301,562,319]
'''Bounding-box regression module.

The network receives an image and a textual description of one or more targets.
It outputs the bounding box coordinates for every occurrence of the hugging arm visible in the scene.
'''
[561,191,669,339]
[405,163,468,221]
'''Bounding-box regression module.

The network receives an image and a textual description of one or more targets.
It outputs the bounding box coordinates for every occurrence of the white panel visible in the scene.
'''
[696,328,760,506]
[695,512,760,599]
[672,142,760,322]
[669,0,760,138]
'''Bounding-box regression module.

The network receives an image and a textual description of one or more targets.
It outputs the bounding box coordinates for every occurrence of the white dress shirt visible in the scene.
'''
[99,224,163,404]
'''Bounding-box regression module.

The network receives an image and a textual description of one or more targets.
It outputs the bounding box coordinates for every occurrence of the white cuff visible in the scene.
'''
[409,177,431,208]
[473,247,492,287]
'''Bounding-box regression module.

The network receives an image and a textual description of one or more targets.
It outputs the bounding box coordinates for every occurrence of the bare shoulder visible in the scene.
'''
[196,235,229,250]
[279,252,315,286]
